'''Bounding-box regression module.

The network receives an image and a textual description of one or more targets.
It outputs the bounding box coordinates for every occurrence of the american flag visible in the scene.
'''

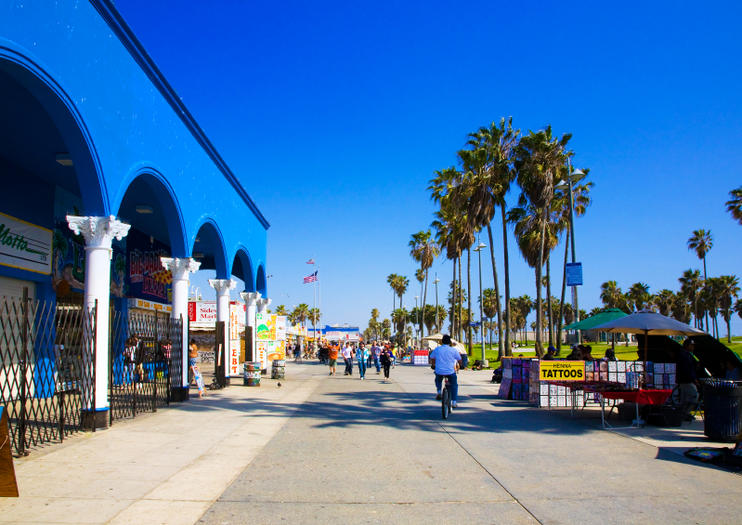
[303,271,318,284]
[306,258,315,264]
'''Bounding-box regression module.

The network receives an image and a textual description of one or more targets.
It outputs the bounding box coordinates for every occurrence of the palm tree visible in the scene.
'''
[409,230,439,341]
[679,269,703,328]
[688,229,713,329]
[430,167,468,338]
[600,281,623,309]
[391,308,408,341]
[458,118,519,357]
[308,307,320,340]
[514,126,571,355]
[653,290,675,316]
[726,187,742,225]
[273,304,288,316]
[628,282,651,311]
[292,304,310,329]
[381,319,391,340]
[387,273,400,312]
[717,275,739,343]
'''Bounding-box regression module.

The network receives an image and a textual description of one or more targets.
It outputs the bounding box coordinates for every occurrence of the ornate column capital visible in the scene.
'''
[66,215,130,249]
[240,291,261,307]
[209,278,236,296]
[257,297,272,313]
[161,257,201,280]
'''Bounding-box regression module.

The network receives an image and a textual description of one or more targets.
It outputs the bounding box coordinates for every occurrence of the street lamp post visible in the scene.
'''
[473,241,486,364]
[414,295,419,350]
[434,275,440,333]
[566,162,584,344]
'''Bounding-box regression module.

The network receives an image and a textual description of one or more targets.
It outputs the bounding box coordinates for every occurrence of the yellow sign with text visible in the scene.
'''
[539,361,585,381]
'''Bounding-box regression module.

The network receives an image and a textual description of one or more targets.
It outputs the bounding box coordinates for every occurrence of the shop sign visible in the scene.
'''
[256,313,277,340]
[230,303,245,340]
[128,298,172,313]
[188,301,217,326]
[126,229,172,303]
[0,212,52,275]
[229,340,242,377]
[539,361,585,381]
[276,315,287,340]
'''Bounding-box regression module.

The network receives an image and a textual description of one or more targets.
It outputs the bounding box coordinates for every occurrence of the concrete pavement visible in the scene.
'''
[1,361,740,524]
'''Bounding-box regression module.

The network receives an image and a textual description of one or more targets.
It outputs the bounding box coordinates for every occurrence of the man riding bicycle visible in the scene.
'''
[429,334,462,408]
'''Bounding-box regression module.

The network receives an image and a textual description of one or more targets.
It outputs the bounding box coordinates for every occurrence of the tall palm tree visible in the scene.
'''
[391,275,409,314]
[409,230,439,341]
[514,126,571,355]
[391,308,408,341]
[687,229,713,330]
[458,119,519,356]
[430,167,468,337]
[725,187,742,225]
[717,275,739,343]
[386,273,400,313]
[679,269,703,328]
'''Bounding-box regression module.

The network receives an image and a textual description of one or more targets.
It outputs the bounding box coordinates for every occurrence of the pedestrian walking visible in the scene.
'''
[328,342,339,376]
[342,342,354,375]
[356,342,369,380]
[371,341,382,374]
[380,344,393,380]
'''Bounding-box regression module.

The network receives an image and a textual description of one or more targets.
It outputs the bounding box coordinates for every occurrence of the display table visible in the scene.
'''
[549,382,673,428]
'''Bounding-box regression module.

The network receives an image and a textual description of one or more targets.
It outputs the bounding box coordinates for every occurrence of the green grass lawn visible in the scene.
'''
[468,336,742,370]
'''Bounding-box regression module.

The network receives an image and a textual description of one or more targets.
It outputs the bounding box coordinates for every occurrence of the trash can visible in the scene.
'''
[271,360,285,379]
[243,361,262,387]
[702,379,742,442]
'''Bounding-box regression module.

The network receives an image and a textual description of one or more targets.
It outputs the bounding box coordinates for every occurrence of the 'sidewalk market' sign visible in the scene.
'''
[0,212,52,274]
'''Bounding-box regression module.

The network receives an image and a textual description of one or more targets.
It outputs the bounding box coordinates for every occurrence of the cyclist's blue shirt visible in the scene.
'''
[430,344,461,375]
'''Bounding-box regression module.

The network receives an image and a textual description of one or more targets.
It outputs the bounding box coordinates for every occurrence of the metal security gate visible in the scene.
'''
[108,310,183,424]
[0,291,95,456]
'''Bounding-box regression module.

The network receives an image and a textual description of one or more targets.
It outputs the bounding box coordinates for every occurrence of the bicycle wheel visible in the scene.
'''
[441,387,451,419]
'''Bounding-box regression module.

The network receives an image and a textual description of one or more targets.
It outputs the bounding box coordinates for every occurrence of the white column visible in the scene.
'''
[67,215,130,418]
[257,297,271,314]
[240,291,260,362]
[161,257,200,390]
[209,279,235,381]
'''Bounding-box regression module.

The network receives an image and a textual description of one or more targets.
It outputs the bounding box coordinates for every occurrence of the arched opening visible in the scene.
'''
[231,248,255,292]
[192,220,229,279]
[0,54,105,304]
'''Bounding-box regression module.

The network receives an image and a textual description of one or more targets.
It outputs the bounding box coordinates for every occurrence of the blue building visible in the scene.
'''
[0,1,268,430]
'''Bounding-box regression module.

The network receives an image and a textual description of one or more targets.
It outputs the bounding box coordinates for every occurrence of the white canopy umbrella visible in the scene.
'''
[421,333,466,354]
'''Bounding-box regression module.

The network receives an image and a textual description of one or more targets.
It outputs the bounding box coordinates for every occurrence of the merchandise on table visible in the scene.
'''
[413,350,429,366]
[530,359,677,408]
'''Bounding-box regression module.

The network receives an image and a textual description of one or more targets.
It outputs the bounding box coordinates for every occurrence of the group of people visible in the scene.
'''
[323,340,396,381]
[542,344,616,361]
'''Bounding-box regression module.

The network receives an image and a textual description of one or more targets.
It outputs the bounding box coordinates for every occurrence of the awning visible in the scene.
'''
[563,308,628,331]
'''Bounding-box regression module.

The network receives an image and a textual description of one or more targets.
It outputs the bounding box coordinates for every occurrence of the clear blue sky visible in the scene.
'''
[117,1,742,335]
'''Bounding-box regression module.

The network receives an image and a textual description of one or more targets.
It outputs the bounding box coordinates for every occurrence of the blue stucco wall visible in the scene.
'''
[0,1,267,291]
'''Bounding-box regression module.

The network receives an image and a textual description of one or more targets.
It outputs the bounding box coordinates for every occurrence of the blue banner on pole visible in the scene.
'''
[566,262,583,286]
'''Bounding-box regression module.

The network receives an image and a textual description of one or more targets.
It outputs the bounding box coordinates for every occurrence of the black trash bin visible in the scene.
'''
[702,379,742,442]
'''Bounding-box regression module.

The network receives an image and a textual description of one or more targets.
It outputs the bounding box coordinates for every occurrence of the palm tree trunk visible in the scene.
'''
[727,316,732,343]
[703,256,709,331]
[486,224,503,360]
[534,208,548,357]
[499,206,512,357]
[421,269,428,337]
[451,257,456,336]
[466,247,473,356]
[458,256,463,343]
[546,255,554,349]
[557,229,569,352]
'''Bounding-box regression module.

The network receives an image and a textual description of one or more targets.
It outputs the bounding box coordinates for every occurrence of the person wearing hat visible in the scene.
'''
[542,346,557,360]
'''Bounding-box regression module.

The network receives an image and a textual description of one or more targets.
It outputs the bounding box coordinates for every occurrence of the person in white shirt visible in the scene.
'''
[341,343,354,376]
[429,334,462,407]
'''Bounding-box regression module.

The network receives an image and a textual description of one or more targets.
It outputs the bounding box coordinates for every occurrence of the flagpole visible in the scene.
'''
[317,264,321,343]
[313,262,317,342]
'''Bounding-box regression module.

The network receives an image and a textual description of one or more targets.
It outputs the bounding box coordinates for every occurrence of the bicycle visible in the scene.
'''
[441,375,453,419]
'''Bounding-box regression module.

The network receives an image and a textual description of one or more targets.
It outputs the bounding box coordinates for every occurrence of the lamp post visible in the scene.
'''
[473,241,486,364]
[566,163,584,344]
[434,275,440,333]
[414,295,419,350]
